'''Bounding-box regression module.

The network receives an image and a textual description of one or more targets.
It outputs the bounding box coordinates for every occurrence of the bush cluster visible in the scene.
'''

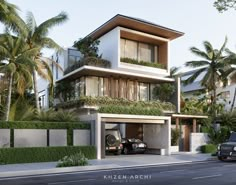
[56,96,176,113]
[120,57,165,69]
[0,146,96,164]
[64,57,111,75]
[57,151,88,167]
[98,105,162,116]
[201,144,217,154]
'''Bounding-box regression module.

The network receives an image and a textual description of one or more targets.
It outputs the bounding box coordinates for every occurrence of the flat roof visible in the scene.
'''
[56,66,175,83]
[171,114,208,119]
[87,14,184,41]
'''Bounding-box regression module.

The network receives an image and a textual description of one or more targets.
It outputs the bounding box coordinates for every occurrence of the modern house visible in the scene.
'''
[38,14,208,159]
[181,68,236,111]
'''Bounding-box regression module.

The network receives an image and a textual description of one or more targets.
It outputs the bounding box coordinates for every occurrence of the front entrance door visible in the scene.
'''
[183,125,191,151]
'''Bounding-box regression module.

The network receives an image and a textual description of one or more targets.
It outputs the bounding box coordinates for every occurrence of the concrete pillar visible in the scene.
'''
[175,76,181,113]
[95,115,102,159]
[193,119,197,133]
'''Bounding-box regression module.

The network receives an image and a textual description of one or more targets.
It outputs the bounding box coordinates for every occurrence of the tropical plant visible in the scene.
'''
[56,96,176,112]
[73,37,100,58]
[0,0,26,35]
[184,37,232,118]
[214,0,236,12]
[218,110,236,130]
[205,126,230,145]
[64,57,111,75]
[35,108,56,121]
[171,128,181,146]
[120,57,165,69]
[54,81,75,102]
[152,83,175,101]
[9,96,36,121]
[22,11,68,111]
[57,151,88,167]
[170,66,180,77]
[54,109,78,122]
[0,33,38,121]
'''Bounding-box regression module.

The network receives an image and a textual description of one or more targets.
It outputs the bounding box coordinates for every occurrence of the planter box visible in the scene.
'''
[171,145,179,153]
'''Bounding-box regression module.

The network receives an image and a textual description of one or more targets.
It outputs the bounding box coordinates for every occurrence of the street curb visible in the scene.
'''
[0,159,215,179]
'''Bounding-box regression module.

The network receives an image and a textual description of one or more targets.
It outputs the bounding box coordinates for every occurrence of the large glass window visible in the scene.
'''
[139,83,149,101]
[68,49,81,67]
[86,77,99,97]
[138,43,154,62]
[120,38,157,63]
[85,77,103,97]
[127,81,135,100]
[150,84,158,100]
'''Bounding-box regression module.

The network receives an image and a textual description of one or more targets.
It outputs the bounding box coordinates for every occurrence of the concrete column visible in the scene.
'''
[166,117,171,155]
[175,76,181,113]
[193,119,197,133]
[95,115,102,159]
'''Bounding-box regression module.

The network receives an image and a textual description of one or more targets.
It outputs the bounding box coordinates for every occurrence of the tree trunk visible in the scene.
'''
[32,70,40,112]
[5,72,13,121]
[212,71,217,119]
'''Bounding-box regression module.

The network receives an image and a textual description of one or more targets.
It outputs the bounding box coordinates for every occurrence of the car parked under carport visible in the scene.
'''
[80,113,171,159]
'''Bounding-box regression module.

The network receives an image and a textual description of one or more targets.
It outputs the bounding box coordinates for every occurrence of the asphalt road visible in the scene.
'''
[1,160,236,185]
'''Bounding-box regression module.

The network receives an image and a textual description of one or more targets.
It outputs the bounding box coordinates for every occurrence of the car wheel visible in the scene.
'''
[124,147,129,155]
[218,156,227,161]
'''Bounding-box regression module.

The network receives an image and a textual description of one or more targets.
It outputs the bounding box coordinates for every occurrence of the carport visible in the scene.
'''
[80,113,171,159]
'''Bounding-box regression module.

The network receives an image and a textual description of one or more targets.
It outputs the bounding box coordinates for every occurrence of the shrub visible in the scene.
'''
[171,128,181,146]
[57,151,88,167]
[98,105,162,116]
[120,57,165,69]
[64,57,111,75]
[0,146,96,164]
[152,83,176,102]
[205,126,230,145]
[56,96,176,112]
[201,144,217,154]
[53,109,78,122]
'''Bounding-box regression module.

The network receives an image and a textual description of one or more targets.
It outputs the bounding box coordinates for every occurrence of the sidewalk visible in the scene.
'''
[0,153,214,178]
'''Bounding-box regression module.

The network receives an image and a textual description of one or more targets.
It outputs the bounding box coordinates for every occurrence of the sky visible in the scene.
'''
[2,0,236,72]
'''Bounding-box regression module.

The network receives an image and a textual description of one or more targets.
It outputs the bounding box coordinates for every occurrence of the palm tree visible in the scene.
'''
[0,0,26,35]
[23,11,68,111]
[0,33,39,121]
[184,37,229,118]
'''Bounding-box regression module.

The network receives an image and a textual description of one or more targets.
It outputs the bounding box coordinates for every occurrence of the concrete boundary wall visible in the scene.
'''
[0,129,10,148]
[190,133,209,153]
[14,129,47,147]
[0,128,91,148]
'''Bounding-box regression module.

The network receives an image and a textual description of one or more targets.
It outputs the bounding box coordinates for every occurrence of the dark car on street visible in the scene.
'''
[121,138,147,154]
[218,131,236,161]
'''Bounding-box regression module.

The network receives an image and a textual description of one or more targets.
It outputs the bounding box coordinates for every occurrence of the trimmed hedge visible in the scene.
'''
[201,144,217,153]
[0,146,96,164]
[99,105,162,116]
[56,96,176,112]
[0,121,90,129]
[120,57,165,69]
[64,57,111,75]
